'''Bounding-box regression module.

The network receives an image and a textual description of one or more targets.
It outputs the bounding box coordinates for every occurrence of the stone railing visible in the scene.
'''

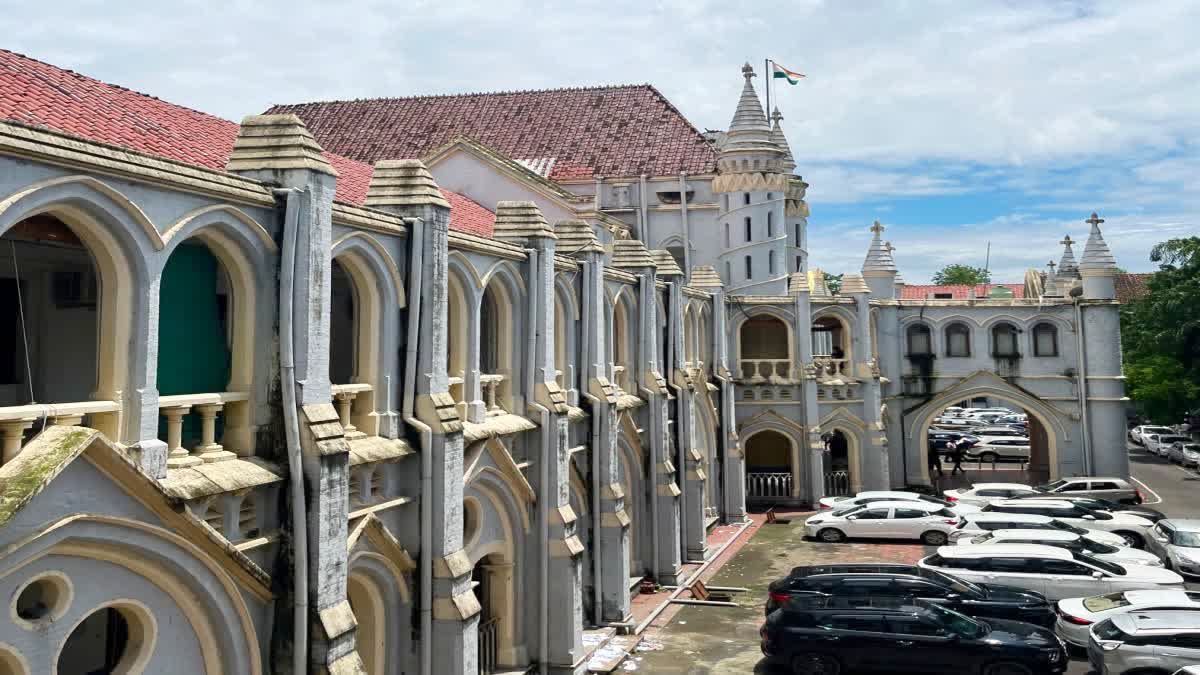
[812,357,849,381]
[448,375,467,419]
[738,358,793,384]
[480,374,506,416]
[159,392,249,469]
[824,470,851,497]
[0,400,121,464]
[332,383,372,440]
[478,616,500,675]
[612,365,630,393]
[746,471,792,499]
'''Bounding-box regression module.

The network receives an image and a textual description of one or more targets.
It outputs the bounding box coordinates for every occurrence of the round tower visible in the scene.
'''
[713,64,790,295]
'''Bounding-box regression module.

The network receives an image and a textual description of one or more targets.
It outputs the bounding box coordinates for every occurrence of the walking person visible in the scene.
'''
[948,440,965,476]
[927,442,943,478]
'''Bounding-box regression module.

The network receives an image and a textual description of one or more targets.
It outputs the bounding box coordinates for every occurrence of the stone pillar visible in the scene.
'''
[712,289,746,521]
[846,276,888,491]
[667,276,706,561]
[793,283,825,505]
[641,274,682,583]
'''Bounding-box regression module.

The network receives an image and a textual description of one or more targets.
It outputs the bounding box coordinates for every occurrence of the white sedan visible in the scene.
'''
[944,483,1042,507]
[1146,434,1192,457]
[804,500,961,546]
[1054,589,1200,647]
[964,438,1031,462]
[817,490,979,515]
[955,529,1164,567]
[1130,425,1174,446]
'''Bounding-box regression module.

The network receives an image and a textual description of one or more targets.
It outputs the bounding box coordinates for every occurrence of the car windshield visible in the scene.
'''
[1038,480,1068,491]
[1049,520,1087,535]
[1080,538,1118,554]
[1145,427,1173,434]
[917,567,985,597]
[1072,551,1125,576]
[1092,619,1126,641]
[1082,592,1130,613]
[969,533,993,544]
[918,600,987,639]
[1174,531,1200,548]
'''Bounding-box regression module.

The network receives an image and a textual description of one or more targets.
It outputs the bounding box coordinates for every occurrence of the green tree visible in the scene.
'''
[1120,236,1200,422]
[931,264,992,285]
[823,272,843,294]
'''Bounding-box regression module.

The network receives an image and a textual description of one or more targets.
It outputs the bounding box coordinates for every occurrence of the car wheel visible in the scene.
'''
[817,528,846,543]
[982,662,1032,675]
[978,451,998,463]
[792,653,841,675]
[1115,531,1145,549]
[921,530,949,546]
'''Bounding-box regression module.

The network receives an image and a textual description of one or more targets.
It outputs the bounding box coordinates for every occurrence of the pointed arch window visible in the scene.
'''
[744,255,753,280]
[1033,322,1059,356]
[906,323,933,356]
[944,322,971,357]
[767,211,774,237]
[744,216,752,242]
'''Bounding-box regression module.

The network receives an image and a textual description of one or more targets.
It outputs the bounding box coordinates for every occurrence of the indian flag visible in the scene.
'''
[771,62,805,85]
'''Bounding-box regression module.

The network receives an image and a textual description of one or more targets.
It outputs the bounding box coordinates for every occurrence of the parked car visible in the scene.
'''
[765,564,1055,626]
[994,414,1027,426]
[932,416,977,428]
[817,491,978,515]
[804,501,961,545]
[949,512,1129,548]
[1148,434,1193,457]
[1012,493,1164,522]
[980,499,1157,548]
[1032,477,1144,504]
[1168,441,1200,467]
[970,425,1030,440]
[964,438,1031,463]
[944,483,1043,508]
[1054,589,1200,648]
[1130,425,1174,446]
[1176,667,1200,675]
[955,529,1164,567]
[760,597,1068,675]
[1088,611,1200,675]
[919,544,1184,601]
[1147,520,1200,578]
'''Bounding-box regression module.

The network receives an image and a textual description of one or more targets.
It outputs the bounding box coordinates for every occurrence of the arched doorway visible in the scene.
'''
[347,572,386,675]
[744,429,797,502]
[738,315,790,382]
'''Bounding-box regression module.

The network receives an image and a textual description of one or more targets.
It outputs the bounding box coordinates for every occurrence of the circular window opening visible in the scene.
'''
[58,603,155,675]
[13,573,71,626]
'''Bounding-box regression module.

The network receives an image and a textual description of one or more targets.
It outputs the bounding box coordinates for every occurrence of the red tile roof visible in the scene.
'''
[441,189,494,238]
[900,283,1025,300]
[1115,272,1152,303]
[0,49,486,235]
[266,85,718,181]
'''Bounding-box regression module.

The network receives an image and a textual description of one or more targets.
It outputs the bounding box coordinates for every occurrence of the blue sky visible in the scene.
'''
[4,0,1197,282]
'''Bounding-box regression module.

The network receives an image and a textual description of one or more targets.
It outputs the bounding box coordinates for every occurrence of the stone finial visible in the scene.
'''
[1042,260,1061,296]
[1079,211,1118,273]
[493,201,555,240]
[808,268,831,297]
[840,273,871,295]
[1057,234,1079,278]
[862,220,898,275]
[728,64,771,135]
[770,107,796,172]
[611,238,657,269]
[365,159,450,209]
[225,114,338,176]
[554,219,603,254]
[689,265,724,289]
[649,250,684,277]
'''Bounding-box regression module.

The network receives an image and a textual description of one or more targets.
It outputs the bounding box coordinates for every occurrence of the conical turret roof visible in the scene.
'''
[1057,234,1079,280]
[862,221,897,274]
[728,63,771,135]
[1079,213,1118,273]
[770,108,795,172]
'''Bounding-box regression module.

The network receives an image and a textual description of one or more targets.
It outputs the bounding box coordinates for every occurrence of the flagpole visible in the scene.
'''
[764,58,771,116]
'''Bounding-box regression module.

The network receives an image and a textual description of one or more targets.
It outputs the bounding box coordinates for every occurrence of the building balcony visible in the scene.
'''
[0,400,121,464]
[159,391,250,468]
[737,358,795,385]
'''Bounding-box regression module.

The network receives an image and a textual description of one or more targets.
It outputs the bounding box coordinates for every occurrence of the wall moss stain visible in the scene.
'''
[0,427,93,526]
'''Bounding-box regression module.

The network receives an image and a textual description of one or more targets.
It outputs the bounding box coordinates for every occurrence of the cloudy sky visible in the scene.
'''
[6,0,1197,282]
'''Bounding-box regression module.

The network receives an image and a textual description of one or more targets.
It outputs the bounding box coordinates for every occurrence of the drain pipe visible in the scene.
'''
[1074,299,1093,475]
[274,187,309,675]
[579,260,604,628]
[399,217,433,675]
[523,246,551,675]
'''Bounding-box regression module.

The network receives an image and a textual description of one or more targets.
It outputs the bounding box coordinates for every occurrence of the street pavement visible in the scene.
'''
[632,442,1200,674]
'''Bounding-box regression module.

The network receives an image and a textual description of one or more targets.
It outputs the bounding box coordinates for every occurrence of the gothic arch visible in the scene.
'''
[819,408,867,494]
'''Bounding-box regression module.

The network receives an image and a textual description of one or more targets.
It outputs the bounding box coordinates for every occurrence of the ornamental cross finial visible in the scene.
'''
[1047,260,1056,273]
[870,220,885,235]
[1060,234,1074,247]
[886,241,896,253]
[1086,212,1105,227]
[742,62,756,80]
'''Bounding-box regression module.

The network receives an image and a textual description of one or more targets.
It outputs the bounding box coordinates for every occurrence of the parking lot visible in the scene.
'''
[632,444,1200,674]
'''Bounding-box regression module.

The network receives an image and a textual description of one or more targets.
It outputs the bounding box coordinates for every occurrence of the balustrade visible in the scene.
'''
[478,616,500,674]
[0,400,121,464]
[737,358,793,384]
[331,383,373,440]
[479,374,505,416]
[159,392,248,468]
[745,471,792,499]
[813,357,848,381]
[824,470,851,496]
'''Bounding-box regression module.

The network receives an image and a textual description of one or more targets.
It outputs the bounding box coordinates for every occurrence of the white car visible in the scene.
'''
[955,529,1164,567]
[1147,519,1200,577]
[804,500,961,546]
[970,425,1030,440]
[1054,589,1200,647]
[949,512,1129,548]
[964,438,1031,462]
[981,499,1156,548]
[1089,611,1200,675]
[919,544,1183,601]
[1130,425,1174,446]
[816,490,979,515]
[1147,434,1192,457]
[944,483,1042,508]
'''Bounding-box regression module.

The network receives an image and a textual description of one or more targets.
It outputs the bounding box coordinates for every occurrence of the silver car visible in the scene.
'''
[1036,477,1143,504]
[1168,442,1200,468]
[1089,610,1200,674]
[1147,520,1200,577]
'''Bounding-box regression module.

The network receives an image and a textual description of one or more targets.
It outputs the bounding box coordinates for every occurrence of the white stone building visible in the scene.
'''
[0,51,1126,674]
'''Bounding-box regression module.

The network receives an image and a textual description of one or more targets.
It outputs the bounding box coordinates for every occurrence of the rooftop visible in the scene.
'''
[0,49,490,235]
[900,284,1025,300]
[266,84,718,181]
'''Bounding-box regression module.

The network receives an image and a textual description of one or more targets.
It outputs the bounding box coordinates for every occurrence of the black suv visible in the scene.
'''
[1014,493,1165,522]
[760,598,1068,675]
[766,564,1054,627]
